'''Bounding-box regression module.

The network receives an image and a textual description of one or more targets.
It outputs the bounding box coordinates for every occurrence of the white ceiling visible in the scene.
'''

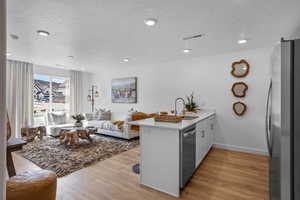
[7,0,300,71]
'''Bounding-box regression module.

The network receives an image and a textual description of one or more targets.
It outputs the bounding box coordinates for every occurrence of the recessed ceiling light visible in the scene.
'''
[144,18,158,26]
[37,30,50,37]
[123,58,129,62]
[183,49,191,53]
[6,52,11,56]
[238,39,248,44]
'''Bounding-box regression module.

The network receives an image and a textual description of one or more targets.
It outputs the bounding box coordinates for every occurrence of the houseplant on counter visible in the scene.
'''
[185,93,199,113]
[72,114,85,127]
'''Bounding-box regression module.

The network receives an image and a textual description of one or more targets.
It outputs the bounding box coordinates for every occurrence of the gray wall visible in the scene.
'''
[0,0,6,199]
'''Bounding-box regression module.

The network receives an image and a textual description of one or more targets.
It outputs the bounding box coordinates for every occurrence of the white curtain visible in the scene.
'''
[6,60,33,138]
[70,70,83,114]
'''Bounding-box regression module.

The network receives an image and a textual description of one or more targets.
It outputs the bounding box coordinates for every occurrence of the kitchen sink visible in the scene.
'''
[181,116,199,120]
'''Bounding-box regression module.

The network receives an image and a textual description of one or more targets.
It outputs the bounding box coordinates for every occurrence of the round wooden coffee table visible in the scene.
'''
[59,127,96,145]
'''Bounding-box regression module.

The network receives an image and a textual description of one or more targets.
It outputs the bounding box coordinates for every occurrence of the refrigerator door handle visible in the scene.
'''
[265,80,272,156]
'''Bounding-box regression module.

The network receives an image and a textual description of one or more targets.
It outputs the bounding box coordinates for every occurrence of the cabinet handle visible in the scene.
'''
[201,130,205,138]
[184,131,196,137]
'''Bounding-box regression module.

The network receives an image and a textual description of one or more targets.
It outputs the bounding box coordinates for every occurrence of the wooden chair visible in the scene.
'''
[7,112,11,140]
[6,113,58,200]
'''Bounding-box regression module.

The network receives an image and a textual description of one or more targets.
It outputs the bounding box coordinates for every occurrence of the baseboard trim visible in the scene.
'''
[213,143,269,156]
[140,182,180,198]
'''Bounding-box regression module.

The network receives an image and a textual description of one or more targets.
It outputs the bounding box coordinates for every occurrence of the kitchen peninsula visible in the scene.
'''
[128,109,216,197]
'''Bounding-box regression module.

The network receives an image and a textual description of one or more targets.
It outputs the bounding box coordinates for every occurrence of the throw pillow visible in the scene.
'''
[131,112,151,131]
[97,109,111,120]
[112,121,124,130]
[124,108,138,123]
[132,112,149,121]
[51,112,67,125]
[85,113,96,121]
[101,121,119,131]
[148,113,157,118]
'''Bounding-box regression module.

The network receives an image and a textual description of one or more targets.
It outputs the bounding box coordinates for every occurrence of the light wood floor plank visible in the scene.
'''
[13,147,269,200]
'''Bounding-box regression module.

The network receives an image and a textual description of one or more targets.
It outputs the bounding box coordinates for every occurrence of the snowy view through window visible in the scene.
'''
[33,74,70,126]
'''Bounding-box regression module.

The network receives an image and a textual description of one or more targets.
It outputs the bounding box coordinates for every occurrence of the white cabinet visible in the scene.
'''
[196,120,206,167]
[207,115,215,150]
[195,115,215,168]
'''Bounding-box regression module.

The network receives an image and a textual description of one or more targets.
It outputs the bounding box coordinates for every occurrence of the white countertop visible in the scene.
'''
[128,109,216,130]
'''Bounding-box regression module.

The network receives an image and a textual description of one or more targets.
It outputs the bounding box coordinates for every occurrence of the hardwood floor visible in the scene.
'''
[13,147,269,200]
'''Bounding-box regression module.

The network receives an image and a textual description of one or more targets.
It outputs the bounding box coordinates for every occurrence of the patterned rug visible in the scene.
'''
[18,135,139,177]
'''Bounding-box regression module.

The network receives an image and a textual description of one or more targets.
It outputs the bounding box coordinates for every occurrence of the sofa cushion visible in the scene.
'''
[132,112,149,121]
[52,113,67,125]
[47,124,74,137]
[101,121,120,131]
[148,113,157,118]
[124,109,138,122]
[131,112,153,131]
[48,112,67,125]
[85,113,97,121]
[98,128,139,139]
[86,120,120,131]
[85,120,106,128]
[48,124,74,128]
[112,121,124,131]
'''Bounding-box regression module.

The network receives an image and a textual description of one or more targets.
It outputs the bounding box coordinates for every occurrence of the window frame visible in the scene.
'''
[33,73,71,114]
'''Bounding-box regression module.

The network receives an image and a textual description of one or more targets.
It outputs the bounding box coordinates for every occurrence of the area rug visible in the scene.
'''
[18,135,139,177]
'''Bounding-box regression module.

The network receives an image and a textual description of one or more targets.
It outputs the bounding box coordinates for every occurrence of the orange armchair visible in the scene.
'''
[7,170,57,200]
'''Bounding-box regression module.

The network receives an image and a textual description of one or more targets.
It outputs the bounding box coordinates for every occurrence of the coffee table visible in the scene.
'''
[59,127,97,145]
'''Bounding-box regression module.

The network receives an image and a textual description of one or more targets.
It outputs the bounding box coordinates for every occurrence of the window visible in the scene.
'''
[33,74,70,126]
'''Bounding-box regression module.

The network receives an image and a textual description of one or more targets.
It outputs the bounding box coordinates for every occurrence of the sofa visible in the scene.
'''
[45,110,153,139]
[84,110,154,140]
[46,112,74,137]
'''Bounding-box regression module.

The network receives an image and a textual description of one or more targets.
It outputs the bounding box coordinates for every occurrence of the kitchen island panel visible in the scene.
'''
[140,126,180,197]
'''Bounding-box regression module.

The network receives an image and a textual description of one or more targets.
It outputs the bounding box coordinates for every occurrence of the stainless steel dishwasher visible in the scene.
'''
[180,125,196,188]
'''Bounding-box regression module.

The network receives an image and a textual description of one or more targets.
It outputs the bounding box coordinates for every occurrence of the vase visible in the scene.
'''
[75,121,83,127]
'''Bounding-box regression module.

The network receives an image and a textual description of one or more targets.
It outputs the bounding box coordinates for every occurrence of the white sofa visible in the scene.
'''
[45,111,140,139]
[46,112,74,137]
[84,112,139,140]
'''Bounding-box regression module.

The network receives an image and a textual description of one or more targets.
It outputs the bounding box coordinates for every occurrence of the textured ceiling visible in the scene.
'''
[7,0,300,71]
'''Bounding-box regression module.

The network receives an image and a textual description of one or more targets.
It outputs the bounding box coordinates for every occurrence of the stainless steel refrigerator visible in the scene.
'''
[267,38,300,200]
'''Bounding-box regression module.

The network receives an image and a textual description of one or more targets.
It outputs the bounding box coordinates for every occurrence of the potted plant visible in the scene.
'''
[72,114,85,127]
[185,93,198,113]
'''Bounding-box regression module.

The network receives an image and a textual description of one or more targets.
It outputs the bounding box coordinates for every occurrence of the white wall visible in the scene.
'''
[80,72,94,113]
[34,65,71,77]
[0,0,6,199]
[92,47,272,154]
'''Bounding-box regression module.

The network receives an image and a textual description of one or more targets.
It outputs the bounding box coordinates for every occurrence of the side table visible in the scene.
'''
[7,137,27,177]
[21,126,46,142]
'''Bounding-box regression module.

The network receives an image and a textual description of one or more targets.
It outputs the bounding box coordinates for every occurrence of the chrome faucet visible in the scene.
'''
[175,97,185,116]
